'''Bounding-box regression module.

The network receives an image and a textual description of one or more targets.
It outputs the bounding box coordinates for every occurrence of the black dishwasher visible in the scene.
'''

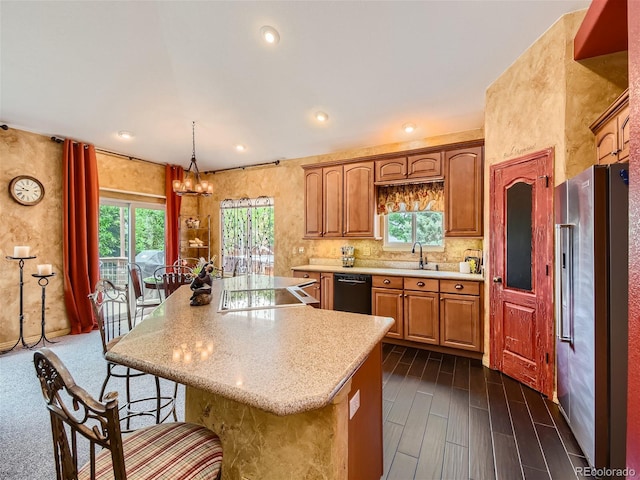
[333,273,372,314]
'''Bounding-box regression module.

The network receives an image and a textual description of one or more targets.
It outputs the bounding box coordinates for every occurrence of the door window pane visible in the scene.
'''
[506,182,533,291]
[99,204,129,286]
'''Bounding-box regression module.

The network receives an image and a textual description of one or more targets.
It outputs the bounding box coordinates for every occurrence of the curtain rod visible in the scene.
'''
[50,136,158,165]
[206,159,280,174]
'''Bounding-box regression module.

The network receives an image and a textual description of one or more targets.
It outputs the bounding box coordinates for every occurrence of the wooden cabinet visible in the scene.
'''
[372,275,403,339]
[444,146,483,237]
[293,271,321,308]
[439,280,482,352]
[372,275,483,353]
[375,152,443,183]
[178,215,210,262]
[591,89,630,165]
[320,272,334,310]
[293,270,334,309]
[303,161,374,239]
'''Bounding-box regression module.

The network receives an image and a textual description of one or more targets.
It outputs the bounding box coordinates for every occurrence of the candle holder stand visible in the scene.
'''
[30,272,57,348]
[2,255,37,355]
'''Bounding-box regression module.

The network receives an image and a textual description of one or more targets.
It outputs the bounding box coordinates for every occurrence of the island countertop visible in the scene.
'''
[106,275,393,416]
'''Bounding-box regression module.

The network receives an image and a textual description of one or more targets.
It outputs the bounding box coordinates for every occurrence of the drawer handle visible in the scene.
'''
[383,279,391,284]
[417,281,425,287]
[455,283,464,290]
[303,274,309,278]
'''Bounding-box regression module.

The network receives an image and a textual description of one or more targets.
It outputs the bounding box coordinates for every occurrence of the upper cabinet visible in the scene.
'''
[444,146,483,237]
[303,161,374,238]
[375,152,443,184]
[590,89,630,165]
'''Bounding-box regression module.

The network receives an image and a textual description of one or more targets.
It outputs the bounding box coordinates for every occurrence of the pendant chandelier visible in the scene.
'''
[172,121,213,196]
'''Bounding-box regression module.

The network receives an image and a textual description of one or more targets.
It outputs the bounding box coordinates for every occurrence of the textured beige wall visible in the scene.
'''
[199,129,485,277]
[1,129,67,346]
[97,152,165,198]
[0,129,170,345]
[483,10,628,360]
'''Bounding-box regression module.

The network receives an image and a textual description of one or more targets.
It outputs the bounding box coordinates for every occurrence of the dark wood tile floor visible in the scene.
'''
[381,343,589,480]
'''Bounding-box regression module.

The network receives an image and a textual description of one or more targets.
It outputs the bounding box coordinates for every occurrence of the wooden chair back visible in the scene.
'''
[89,279,132,355]
[34,348,127,480]
[128,263,144,301]
[153,265,192,300]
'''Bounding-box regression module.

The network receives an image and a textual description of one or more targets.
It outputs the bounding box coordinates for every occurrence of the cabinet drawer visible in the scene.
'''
[372,275,403,289]
[403,277,438,292]
[440,280,480,295]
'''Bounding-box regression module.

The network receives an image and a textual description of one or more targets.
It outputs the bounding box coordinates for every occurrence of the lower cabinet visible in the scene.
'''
[293,271,321,308]
[439,280,482,352]
[320,272,334,310]
[292,270,333,310]
[372,275,483,352]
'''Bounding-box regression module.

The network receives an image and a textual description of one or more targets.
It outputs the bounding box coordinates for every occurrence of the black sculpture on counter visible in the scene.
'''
[189,263,215,306]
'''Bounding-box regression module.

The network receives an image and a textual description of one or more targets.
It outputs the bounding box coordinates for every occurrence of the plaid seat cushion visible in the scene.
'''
[78,422,222,480]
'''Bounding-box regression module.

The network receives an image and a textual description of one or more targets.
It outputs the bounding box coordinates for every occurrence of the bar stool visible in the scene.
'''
[127,262,161,325]
[34,348,222,480]
[89,279,177,432]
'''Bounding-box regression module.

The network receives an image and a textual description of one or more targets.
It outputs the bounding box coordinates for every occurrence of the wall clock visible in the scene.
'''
[9,175,45,206]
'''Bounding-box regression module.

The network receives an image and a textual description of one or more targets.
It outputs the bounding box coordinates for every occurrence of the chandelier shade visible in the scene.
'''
[172,121,213,196]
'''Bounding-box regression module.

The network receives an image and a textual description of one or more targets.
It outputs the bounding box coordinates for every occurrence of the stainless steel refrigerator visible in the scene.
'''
[554,163,628,471]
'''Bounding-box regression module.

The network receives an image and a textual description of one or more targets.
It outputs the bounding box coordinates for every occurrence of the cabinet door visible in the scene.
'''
[375,157,407,182]
[320,272,334,310]
[293,271,321,308]
[304,168,323,238]
[322,166,343,237]
[618,104,630,163]
[343,161,374,237]
[404,291,439,344]
[445,146,483,237]
[407,152,442,179]
[440,293,481,351]
[372,287,403,339]
[595,118,619,165]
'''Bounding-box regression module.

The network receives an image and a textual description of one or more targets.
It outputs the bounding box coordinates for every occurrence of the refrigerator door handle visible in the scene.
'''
[555,224,574,343]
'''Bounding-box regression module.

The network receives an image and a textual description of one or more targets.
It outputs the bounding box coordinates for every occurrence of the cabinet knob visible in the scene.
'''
[303,274,309,278]
[493,276,502,283]
[398,294,402,297]
[455,284,464,290]
[417,281,425,287]
[383,279,391,284]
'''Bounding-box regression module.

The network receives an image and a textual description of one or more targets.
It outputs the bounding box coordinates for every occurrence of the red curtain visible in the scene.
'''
[165,165,183,265]
[62,140,100,334]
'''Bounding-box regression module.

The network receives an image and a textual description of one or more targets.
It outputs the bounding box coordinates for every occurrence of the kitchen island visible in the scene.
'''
[106,274,393,480]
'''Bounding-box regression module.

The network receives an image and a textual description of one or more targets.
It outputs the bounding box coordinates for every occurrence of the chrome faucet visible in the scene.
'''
[411,242,425,269]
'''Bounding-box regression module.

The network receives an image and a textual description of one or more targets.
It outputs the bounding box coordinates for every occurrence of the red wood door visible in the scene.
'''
[490,149,554,397]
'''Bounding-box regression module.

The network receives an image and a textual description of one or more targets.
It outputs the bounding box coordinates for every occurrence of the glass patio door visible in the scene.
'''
[99,200,165,287]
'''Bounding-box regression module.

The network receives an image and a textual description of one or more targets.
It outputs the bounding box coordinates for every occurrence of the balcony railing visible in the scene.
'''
[99,257,129,287]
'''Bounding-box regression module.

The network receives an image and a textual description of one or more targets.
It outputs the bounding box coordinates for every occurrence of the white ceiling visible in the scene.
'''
[1,1,589,171]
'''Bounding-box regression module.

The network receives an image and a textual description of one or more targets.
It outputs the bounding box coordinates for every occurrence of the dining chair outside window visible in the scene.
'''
[153,265,193,301]
[34,348,223,480]
[128,262,161,326]
[89,279,177,432]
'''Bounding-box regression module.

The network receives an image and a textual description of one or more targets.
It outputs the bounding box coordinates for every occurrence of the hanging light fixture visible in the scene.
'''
[172,121,213,196]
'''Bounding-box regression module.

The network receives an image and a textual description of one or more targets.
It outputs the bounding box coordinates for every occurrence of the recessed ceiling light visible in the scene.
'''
[402,123,416,134]
[235,144,246,152]
[260,25,280,45]
[315,111,329,122]
[117,131,134,139]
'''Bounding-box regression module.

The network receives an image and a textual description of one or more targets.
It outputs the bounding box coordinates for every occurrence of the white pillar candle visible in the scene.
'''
[13,246,30,257]
[37,264,52,275]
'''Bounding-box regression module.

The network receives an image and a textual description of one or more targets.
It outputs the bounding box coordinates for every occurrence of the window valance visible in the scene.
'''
[377,182,444,215]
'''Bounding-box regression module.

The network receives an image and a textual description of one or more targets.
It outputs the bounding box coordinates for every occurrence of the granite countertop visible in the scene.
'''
[291,264,484,282]
[106,275,393,416]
